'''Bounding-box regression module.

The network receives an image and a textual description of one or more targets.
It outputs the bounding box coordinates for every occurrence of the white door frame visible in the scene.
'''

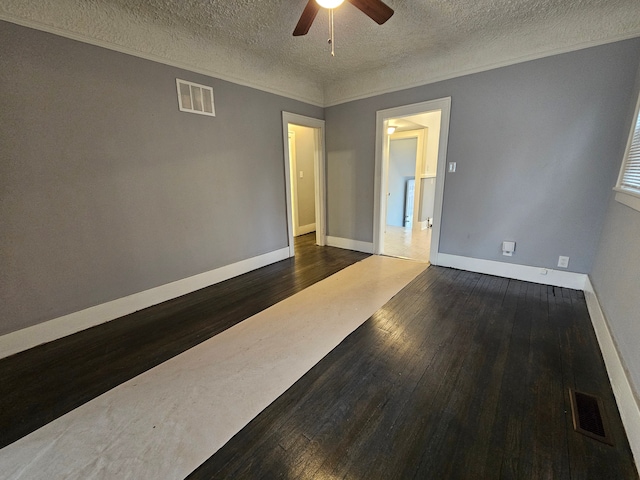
[287,130,299,236]
[282,112,326,257]
[373,97,451,264]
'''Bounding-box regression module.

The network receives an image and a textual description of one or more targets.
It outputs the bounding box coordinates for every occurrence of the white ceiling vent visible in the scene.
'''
[176,79,215,117]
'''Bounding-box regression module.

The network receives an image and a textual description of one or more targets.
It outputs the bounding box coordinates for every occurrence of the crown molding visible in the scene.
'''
[324,31,640,107]
[0,13,325,107]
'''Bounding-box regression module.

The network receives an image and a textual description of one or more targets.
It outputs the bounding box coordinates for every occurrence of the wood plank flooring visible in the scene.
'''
[187,267,638,479]
[0,234,369,449]
[1,239,637,479]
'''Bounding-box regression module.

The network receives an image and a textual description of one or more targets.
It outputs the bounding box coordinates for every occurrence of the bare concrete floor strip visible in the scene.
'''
[0,256,426,480]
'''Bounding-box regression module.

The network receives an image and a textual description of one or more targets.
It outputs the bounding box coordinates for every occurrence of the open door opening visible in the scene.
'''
[282,112,326,257]
[374,98,452,264]
[385,126,430,261]
[288,125,317,238]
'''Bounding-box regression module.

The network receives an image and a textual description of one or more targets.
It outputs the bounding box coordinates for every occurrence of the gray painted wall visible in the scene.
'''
[325,38,640,273]
[3,18,639,343]
[591,63,640,403]
[0,21,322,335]
[591,199,640,400]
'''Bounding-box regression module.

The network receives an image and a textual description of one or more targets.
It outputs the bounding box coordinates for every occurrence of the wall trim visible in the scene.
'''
[615,190,640,213]
[324,32,640,107]
[433,253,587,290]
[296,223,316,236]
[326,236,374,254]
[584,277,640,467]
[0,247,290,360]
[4,13,638,109]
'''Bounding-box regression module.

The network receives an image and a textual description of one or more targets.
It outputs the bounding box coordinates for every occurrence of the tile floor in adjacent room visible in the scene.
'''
[383,225,431,262]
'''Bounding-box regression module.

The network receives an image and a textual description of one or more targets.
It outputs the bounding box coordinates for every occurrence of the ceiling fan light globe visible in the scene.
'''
[316,0,345,9]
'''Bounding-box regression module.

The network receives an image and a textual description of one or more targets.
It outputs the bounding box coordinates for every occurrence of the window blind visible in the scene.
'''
[619,107,640,194]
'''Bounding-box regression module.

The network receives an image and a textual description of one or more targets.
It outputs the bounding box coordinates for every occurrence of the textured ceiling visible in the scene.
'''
[2,0,640,105]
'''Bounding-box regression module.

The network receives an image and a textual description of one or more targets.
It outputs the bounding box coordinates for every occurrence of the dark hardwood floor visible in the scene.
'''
[188,267,638,479]
[2,239,637,479]
[0,234,369,449]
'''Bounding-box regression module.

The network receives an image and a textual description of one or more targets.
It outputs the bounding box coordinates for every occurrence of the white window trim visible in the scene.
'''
[614,190,640,212]
[614,88,640,212]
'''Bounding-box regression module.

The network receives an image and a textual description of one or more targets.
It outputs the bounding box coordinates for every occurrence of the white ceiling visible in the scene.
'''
[390,111,442,132]
[2,0,640,106]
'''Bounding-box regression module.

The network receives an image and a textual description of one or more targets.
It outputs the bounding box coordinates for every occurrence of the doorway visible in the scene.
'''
[385,127,430,261]
[282,112,326,257]
[288,125,317,237]
[373,98,452,264]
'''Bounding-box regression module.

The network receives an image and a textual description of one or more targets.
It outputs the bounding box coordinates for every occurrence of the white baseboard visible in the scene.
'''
[584,277,640,467]
[433,253,587,290]
[0,247,290,359]
[295,223,316,236]
[326,236,374,254]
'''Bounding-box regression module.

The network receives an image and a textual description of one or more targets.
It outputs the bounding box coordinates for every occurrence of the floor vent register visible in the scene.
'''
[569,388,613,445]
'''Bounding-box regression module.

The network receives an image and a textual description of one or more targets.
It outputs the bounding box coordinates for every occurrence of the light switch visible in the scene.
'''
[299,171,304,178]
[448,162,456,173]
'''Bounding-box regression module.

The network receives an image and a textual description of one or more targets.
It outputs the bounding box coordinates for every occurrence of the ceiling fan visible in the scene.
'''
[293,0,394,55]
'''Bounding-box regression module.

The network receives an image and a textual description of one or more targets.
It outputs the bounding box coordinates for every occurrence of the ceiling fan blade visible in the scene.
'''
[347,0,394,25]
[293,0,320,36]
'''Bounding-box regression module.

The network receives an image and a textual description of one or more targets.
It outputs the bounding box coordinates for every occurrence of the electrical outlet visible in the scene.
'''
[502,241,515,256]
[558,256,570,268]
